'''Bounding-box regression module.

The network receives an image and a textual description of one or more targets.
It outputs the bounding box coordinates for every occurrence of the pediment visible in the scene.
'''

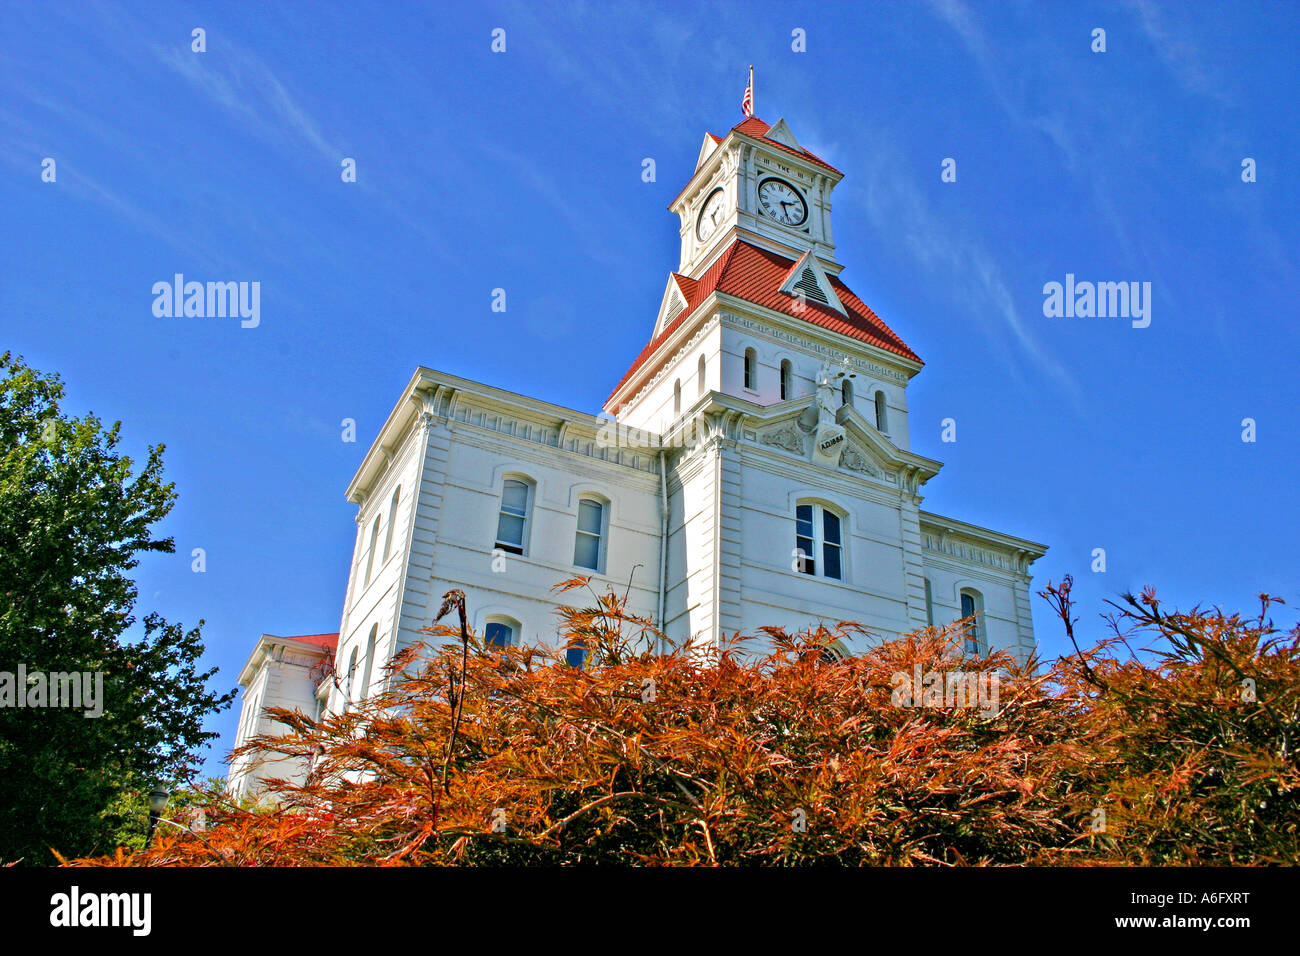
[653,274,693,336]
[778,249,847,317]
[696,133,721,171]
[747,396,940,489]
[764,118,800,149]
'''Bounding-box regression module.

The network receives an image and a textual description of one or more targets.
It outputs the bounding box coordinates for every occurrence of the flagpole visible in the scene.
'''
[749,64,754,115]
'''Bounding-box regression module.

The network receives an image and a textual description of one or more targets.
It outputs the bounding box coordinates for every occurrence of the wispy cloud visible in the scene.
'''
[152,42,345,166]
[1127,0,1235,104]
[854,143,1082,408]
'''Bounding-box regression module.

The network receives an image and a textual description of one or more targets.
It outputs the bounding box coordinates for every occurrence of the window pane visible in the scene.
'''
[796,504,813,536]
[961,593,975,618]
[496,512,524,548]
[574,532,600,569]
[485,622,513,647]
[822,510,841,545]
[501,480,528,515]
[823,543,841,580]
[565,644,587,668]
[796,536,815,574]
[577,499,603,534]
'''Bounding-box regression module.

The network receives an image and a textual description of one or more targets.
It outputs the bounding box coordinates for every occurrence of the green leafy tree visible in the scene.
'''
[0,352,236,865]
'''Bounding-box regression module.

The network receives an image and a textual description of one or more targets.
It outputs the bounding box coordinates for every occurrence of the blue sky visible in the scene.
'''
[2,1,1297,780]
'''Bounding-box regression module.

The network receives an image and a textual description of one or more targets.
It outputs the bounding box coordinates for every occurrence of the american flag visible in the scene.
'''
[741,66,753,118]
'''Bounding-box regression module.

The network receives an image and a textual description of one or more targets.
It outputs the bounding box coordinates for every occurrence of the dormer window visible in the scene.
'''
[743,348,757,391]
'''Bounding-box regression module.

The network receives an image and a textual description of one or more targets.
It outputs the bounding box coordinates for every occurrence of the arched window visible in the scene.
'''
[673,379,681,416]
[743,348,757,390]
[342,646,359,712]
[874,390,889,433]
[960,589,984,655]
[359,623,378,701]
[794,502,844,581]
[363,515,381,585]
[819,640,848,663]
[697,354,707,395]
[565,641,588,669]
[237,688,262,743]
[780,360,792,401]
[841,378,854,407]
[495,477,533,556]
[573,496,606,571]
[382,486,401,561]
[485,616,520,649]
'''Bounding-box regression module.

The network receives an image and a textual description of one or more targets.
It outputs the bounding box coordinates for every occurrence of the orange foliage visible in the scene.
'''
[73,577,1300,866]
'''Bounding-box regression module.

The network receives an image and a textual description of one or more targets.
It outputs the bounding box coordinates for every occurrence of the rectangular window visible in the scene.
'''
[795,504,815,575]
[573,499,603,570]
[495,479,529,555]
[925,579,934,626]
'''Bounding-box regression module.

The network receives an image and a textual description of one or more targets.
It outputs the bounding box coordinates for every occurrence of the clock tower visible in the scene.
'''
[671,116,845,282]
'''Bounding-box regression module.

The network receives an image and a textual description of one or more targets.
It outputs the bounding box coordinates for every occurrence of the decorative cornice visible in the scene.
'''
[450,397,659,475]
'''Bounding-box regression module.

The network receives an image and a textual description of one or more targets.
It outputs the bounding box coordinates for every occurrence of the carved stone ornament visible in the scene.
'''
[760,425,805,455]
[839,442,879,476]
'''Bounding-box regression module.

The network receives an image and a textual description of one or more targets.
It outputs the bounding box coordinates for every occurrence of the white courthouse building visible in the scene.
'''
[229,112,1047,798]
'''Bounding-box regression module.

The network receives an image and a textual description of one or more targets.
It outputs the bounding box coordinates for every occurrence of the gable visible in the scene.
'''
[778,249,847,316]
[653,274,697,337]
[696,132,722,170]
[764,118,800,149]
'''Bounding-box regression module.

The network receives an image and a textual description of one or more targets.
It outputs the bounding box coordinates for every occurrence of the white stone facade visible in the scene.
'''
[229,112,1047,793]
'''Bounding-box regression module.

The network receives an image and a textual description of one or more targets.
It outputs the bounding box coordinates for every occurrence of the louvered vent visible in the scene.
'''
[793,268,828,305]
[665,297,684,323]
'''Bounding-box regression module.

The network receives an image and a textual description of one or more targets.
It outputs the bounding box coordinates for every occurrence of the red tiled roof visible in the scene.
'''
[282,633,338,652]
[604,240,920,407]
[729,116,841,174]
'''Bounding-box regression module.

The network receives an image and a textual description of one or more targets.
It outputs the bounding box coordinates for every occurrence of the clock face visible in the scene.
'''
[696,188,727,241]
[757,177,808,227]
